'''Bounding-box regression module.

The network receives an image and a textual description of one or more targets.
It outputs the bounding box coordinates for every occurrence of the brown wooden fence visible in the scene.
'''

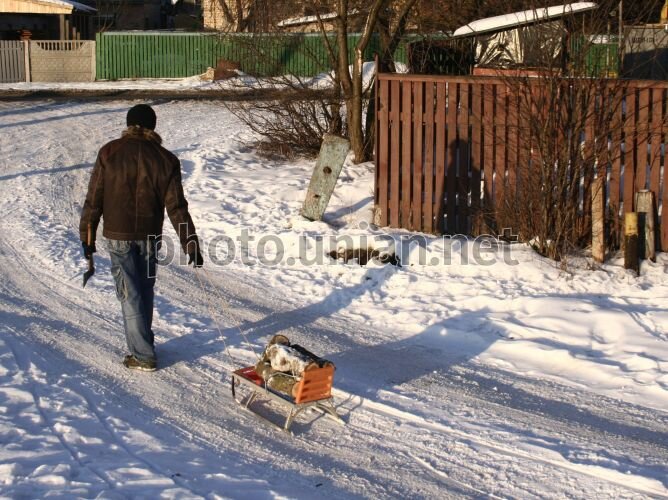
[375,73,668,252]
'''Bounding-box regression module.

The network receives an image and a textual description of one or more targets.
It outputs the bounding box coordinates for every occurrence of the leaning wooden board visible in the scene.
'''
[301,134,350,221]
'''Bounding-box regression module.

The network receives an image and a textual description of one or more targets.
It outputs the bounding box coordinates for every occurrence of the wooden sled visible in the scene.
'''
[231,365,345,433]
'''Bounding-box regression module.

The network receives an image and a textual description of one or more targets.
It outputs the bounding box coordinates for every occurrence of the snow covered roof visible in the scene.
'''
[277,10,360,28]
[47,0,96,13]
[0,0,95,14]
[452,2,597,38]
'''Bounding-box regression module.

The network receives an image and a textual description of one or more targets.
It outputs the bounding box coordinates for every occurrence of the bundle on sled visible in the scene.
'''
[231,335,344,433]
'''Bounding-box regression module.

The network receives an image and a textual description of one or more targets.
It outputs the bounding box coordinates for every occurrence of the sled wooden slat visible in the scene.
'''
[295,365,334,404]
[232,365,343,433]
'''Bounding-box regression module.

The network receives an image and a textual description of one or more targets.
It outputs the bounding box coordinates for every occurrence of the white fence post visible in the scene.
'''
[23,40,31,82]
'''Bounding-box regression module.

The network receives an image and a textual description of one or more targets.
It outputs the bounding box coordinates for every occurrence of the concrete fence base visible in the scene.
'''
[29,41,96,83]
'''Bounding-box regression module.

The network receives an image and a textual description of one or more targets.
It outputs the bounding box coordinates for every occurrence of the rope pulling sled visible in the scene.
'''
[194,268,345,433]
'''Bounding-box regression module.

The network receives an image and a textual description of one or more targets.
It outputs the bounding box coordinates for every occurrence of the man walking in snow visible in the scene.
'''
[79,104,203,372]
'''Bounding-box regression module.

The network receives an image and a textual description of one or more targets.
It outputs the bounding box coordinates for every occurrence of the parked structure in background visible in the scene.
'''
[276,10,365,33]
[622,0,668,79]
[0,0,96,40]
[447,2,599,76]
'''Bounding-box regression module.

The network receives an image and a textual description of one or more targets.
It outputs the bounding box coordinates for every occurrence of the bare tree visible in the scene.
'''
[314,0,418,162]
[207,0,300,32]
[223,0,418,161]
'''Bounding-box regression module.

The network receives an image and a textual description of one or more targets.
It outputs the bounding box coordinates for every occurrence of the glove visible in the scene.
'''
[82,241,96,260]
[188,250,204,268]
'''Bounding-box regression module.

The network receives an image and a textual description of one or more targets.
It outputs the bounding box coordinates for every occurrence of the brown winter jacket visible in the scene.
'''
[79,126,199,254]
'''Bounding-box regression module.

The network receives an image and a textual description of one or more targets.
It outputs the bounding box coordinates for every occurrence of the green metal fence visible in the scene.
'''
[96,31,409,80]
[571,36,620,77]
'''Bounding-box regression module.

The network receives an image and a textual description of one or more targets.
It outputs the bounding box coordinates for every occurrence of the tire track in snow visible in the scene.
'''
[336,389,668,499]
[2,329,214,498]
[71,379,209,498]
[3,336,117,492]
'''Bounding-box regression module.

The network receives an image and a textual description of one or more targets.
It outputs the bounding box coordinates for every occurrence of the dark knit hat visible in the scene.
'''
[126,104,157,130]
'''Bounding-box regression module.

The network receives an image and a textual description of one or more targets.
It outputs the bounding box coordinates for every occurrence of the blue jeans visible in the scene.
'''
[107,239,158,362]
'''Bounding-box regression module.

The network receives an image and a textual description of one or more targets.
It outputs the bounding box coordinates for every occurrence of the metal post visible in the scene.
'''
[624,212,639,275]
[635,190,656,262]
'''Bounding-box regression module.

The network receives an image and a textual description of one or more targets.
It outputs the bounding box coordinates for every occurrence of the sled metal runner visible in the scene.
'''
[231,365,345,433]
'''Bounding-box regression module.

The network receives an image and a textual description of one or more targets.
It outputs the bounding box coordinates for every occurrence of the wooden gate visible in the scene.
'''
[375,73,668,251]
[0,41,25,83]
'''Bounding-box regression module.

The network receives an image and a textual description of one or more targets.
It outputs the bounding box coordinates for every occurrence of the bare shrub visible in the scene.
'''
[227,86,344,158]
[476,0,666,260]
[225,71,345,158]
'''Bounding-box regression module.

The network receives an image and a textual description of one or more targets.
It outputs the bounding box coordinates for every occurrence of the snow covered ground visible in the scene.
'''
[0,99,667,498]
[0,62,385,93]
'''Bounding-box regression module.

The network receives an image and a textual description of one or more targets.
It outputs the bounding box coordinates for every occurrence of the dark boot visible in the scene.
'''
[123,354,157,372]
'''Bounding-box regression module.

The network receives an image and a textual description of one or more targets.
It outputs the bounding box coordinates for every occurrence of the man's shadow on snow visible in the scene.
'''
[0,162,91,182]
[158,257,502,394]
[0,105,124,129]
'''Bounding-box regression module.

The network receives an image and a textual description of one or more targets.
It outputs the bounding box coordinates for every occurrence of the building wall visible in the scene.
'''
[202,0,267,31]
[624,26,668,80]
[0,0,70,14]
[202,0,232,31]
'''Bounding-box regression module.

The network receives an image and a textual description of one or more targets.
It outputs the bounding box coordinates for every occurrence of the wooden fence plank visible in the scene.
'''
[412,81,424,231]
[608,87,624,240]
[649,88,663,198]
[434,82,447,233]
[635,88,650,191]
[423,82,435,233]
[110,37,116,81]
[505,84,519,225]
[390,79,401,228]
[3,44,12,82]
[495,84,507,220]
[446,82,458,233]
[1,45,8,82]
[483,84,495,233]
[662,89,668,252]
[105,34,111,79]
[401,80,413,229]
[455,83,471,234]
[663,150,668,251]
[623,87,637,213]
[377,79,390,227]
[597,87,610,178]
[470,82,482,234]
[120,35,127,80]
[582,87,597,237]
